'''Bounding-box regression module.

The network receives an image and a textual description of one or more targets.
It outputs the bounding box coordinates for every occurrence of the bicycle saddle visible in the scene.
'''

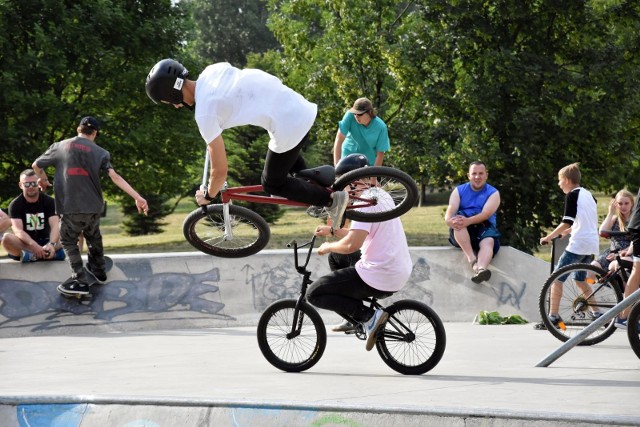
[294,165,336,187]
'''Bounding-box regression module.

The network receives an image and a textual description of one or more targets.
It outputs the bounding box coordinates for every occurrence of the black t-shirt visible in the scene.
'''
[8,193,57,241]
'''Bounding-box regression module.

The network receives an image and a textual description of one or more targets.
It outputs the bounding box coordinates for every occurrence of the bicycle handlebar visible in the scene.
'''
[289,236,317,273]
[599,229,632,238]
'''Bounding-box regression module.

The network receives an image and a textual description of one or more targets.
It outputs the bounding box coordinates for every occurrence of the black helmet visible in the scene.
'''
[145,59,189,105]
[335,153,369,175]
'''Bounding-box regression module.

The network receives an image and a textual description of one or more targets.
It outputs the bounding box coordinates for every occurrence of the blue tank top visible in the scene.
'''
[456,182,498,226]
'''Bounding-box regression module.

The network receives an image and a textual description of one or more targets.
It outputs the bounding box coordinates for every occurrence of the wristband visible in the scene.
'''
[204,192,215,201]
[330,227,335,236]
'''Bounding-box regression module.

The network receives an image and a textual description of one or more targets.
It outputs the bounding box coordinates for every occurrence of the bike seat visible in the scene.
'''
[294,165,335,187]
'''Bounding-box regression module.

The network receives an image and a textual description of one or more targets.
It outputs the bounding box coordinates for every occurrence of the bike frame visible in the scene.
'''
[199,150,380,243]
[286,236,415,343]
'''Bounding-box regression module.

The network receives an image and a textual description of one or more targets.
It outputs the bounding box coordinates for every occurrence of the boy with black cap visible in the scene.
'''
[32,116,149,297]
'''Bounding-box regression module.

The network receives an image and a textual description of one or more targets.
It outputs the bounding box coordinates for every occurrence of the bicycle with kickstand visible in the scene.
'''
[538,229,640,356]
[183,151,419,258]
[255,235,447,375]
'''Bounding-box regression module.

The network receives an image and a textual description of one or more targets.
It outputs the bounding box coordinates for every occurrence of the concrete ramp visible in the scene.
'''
[0,247,549,337]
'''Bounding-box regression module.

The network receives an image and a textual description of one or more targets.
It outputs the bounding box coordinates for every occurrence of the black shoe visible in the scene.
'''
[87,263,107,282]
[471,268,491,283]
[548,314,565,330]
[57,280,91,296]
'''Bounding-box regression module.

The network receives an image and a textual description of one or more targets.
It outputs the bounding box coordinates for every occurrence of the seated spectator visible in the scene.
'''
[0,208,10,239]
[444,161,501,283]
[1,169,65,262]
[593,190,634,272]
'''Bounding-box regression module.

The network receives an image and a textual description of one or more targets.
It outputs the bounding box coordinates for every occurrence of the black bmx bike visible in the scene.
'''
[256,236,447,375]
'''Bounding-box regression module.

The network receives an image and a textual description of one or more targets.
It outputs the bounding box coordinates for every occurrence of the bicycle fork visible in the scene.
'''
[287,274,312,339]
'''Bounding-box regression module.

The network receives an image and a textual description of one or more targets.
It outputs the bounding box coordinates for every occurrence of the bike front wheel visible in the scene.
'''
[628,302,640,360]
[333,166,418,222]
[257,299,327,372]
[376,299,446,375]
[538,263,623,345]
[183,204,270,258]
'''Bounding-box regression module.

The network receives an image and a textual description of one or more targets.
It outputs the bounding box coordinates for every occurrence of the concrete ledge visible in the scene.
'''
[0,246,549,337]
[0,395,634,426]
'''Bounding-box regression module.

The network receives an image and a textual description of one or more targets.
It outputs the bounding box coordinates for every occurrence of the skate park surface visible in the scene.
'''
[0,247,638,426]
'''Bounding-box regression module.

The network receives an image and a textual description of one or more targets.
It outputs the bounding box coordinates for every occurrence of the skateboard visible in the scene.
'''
[57,256,113,299]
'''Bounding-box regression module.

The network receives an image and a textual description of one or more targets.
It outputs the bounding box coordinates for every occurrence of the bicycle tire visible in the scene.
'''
[256,299,327,372]
[375,299,446,375]
[628,302,640,360]
[538,263,623,345]
[333,166,418,222]
[183,204,270,258]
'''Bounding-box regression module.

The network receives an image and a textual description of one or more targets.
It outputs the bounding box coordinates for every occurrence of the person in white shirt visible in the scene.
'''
[539,162,599,327]
[307,154,412,351]
[145,59,349,228]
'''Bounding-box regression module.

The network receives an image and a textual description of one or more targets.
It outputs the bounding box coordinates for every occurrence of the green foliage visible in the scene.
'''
[121,193,171,235]
[478,310,528,325]
[0,0,202,234]
[189,0,278,67]
[264,0,640,253]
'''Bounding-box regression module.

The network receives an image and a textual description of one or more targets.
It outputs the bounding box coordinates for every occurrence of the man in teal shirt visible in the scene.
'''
[333,98,390,166]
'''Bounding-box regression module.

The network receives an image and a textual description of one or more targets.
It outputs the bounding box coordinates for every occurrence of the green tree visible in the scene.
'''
[0,0,202,233]
[266,0,419,165]
[188,0,278,67]
[405,1,640,252]
[266,0,640,252]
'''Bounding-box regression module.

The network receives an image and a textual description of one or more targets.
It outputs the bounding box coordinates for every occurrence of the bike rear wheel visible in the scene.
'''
[538,263,623,345]
[183,204,270,258]
[333,166,418,222]
[376,300,446,375]
[628,302,640,360]
[257,299,327,372]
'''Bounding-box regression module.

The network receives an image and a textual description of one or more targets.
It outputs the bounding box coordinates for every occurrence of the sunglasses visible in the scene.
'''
[354,112,367,117]
[21,181,39,188]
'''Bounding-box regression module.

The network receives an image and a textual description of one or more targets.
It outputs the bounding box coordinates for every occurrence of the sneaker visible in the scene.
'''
[614,318,627,330]
[57,280,91,296]
[548,314,566,330]
[86,263,107,282]
[81,266,104,285]
[305,205,326,218]
[53,248,66,261]
[331,320,356,333]
[590,311,603,320]
[326,191,349,229]
[20,250,36,263]
[363,309,389,351]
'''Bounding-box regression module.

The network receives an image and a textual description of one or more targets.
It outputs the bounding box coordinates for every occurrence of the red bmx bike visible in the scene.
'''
[183,151,419,258]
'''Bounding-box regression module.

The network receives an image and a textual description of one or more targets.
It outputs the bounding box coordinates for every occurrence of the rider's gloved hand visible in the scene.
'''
[195,188,214,206]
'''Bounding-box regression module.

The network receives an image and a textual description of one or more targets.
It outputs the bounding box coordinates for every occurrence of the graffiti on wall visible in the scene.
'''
[0,261,231,333]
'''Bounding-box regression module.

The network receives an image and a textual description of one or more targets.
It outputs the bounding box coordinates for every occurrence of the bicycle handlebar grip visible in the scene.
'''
[599,229,630,238]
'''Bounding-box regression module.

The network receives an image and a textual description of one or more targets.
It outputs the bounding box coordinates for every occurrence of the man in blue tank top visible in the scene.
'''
[444,161,501,283]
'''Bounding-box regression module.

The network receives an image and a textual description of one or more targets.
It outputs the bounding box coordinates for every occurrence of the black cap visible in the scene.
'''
[79,116,100,131]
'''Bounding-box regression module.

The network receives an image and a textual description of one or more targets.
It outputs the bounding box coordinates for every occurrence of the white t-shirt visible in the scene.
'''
[194,63,317,153]
[563,187,599,255]
[351,189,412,291]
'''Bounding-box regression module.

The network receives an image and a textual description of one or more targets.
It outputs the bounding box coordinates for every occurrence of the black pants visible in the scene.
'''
[60,213,105,276]
[261,135,332,207]
[306,264,390,323]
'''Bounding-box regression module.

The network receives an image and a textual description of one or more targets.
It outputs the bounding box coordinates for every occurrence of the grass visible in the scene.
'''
[0,190,612,261]
[98,191,452,253]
